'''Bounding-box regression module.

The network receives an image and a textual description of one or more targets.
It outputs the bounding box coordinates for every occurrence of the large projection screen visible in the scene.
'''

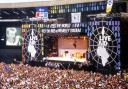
[6,27,22,46]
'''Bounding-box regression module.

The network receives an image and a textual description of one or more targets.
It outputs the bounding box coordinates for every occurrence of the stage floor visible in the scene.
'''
[44,57,87,63]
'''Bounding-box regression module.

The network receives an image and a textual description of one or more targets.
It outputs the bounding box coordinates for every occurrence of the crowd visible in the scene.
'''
[0,62,128,89]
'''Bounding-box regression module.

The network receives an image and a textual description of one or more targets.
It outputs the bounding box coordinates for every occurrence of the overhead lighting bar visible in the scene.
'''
[31,11,34,15]
[3,11,10,15]
[0,19,22,22]
[13,11,19,15]
[21,10,26,14]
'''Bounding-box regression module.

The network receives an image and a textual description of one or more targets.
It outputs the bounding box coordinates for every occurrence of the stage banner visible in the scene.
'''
[22,24,42,63]
[35,7,48,19]
[106,0,113,13]
[88,18,120,68]
[71,12,81,23]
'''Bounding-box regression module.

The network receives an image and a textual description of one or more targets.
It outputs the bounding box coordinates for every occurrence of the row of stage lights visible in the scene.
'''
[49,1,106,13]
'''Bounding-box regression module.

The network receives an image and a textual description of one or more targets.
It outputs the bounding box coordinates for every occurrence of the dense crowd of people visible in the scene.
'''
[0,62,128,89]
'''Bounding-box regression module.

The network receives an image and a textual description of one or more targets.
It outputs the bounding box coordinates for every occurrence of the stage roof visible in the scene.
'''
[0,0,51,3]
